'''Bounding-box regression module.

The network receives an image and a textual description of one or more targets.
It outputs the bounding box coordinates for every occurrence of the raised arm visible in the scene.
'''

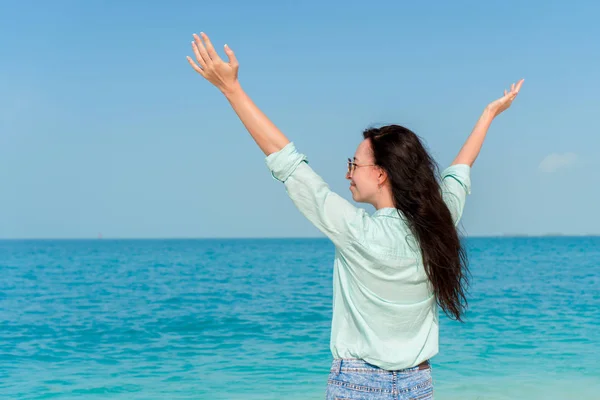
[452,79,524,167]
[440,79,524,224]
[186,32,369,248]
[186,32,289,156]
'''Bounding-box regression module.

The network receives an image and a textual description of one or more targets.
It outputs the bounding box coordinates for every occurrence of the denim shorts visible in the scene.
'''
[326,358,433,400]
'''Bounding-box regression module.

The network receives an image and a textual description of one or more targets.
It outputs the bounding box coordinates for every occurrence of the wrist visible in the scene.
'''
[482,106,496,120]
[221,81,243,98]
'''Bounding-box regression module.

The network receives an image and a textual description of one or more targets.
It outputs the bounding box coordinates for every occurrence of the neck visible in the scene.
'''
[373,186,395,210]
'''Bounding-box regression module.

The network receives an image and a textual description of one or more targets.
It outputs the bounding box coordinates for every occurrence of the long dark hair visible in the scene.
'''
[363,125,469,321]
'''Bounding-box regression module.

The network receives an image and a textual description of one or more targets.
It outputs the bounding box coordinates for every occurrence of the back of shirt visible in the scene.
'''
[265,143,472,370]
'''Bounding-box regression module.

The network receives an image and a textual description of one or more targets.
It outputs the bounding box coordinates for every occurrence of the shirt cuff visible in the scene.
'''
[441,164,472,195]
[265,142,308,182]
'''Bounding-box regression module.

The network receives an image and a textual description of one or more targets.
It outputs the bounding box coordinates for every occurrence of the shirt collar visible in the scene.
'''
[372,207,401,218]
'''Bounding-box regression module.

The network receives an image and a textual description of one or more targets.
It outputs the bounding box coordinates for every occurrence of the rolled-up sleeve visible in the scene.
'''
[265,141,308,182]
[266,142,369,248]
[440,164,471,226]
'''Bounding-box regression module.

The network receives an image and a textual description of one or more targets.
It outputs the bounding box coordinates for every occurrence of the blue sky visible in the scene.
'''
[1,0,598,238]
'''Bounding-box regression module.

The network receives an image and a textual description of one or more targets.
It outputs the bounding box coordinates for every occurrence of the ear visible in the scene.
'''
[377,168,388,185]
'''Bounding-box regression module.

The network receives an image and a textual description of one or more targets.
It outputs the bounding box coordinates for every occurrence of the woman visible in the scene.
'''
[187,32,523,400]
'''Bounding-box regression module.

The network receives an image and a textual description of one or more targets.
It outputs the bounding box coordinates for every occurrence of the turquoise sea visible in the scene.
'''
[1,237,598,399]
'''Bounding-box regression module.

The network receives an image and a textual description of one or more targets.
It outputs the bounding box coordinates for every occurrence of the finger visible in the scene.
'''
[201,32,221,61]
[187,56,205,76]
[224,44,239,67]
[515,78,525,92]
[193,33,212,65]
[510,83,515,93]
[191,42,207,69]
[504,89,508,97]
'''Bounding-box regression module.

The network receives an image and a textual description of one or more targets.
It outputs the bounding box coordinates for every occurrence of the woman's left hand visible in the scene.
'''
[187,32,239,94]
[485,79,524,118]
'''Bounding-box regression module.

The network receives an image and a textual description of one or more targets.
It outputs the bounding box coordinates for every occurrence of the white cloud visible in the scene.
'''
[538,152,579,173]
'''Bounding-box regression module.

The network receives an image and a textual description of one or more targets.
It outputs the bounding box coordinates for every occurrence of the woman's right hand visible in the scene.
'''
[485,79,525,118]
[187,32,240,95]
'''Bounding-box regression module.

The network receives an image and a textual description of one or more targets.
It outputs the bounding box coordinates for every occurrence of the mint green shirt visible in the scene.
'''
[265,142,471,370]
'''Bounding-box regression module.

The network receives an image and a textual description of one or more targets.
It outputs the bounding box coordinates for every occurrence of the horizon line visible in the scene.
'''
[0,234,598,241]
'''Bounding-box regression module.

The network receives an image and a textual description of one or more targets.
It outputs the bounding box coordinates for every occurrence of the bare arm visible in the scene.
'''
[452,79,524,167]
[451,108,495,166]
[223,83,290,155]
[186,32,289,156]
[186,32,371,247]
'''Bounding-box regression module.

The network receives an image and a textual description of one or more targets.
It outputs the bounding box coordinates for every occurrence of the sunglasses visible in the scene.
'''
[347,158,376,175]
